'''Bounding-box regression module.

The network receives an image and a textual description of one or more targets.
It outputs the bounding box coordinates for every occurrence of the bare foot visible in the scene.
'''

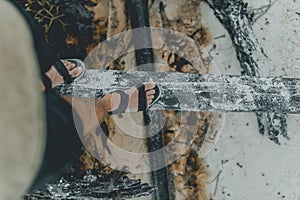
[45,60,83,88]
[109,82,157,113]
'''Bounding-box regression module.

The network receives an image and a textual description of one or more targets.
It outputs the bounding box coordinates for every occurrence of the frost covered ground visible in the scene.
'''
[204,0,300,199]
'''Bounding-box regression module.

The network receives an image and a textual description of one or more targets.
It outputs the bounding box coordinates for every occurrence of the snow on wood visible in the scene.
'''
[57,70,300,113]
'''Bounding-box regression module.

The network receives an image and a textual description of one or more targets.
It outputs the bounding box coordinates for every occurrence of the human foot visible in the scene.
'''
[108,82,160,115]
[41,59,85,92]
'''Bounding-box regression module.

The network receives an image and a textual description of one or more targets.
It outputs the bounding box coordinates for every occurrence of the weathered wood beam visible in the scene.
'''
[58,70,300,114]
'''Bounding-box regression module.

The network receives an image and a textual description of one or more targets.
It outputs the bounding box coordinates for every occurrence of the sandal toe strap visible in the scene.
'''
[41,74,52,93]
[55,59,73,84]
[138,85,147,112]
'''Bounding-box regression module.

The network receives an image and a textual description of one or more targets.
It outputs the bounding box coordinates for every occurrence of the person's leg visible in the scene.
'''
[0,1,46,199]
[29,93,83,191]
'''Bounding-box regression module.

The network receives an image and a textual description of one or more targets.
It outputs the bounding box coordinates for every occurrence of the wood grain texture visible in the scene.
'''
[58,70,300,113]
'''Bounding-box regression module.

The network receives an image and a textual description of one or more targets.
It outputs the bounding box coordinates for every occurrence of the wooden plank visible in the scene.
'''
[57,70,300,113]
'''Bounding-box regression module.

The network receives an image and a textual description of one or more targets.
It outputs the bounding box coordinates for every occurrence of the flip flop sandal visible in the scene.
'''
[138,84,161,110]
[41,59,86,93]
[54,59,86,84]
[148,85,161,108]
[107,84,161,115]
[64,59,86,81]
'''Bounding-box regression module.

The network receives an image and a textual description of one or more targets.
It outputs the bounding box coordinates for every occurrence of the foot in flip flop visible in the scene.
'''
[108,82,161,115]
[41,59,85,92]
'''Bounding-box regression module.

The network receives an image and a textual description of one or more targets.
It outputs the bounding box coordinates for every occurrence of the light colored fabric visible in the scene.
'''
[0,1,46,199]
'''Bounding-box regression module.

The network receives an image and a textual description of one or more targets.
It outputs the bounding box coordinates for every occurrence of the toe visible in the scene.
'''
[147,99,153,106]
[147,89,155,96]
[144,82,155,91]
[62,60,76,70]
[147,95,154,101]
[69,67,83,77]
